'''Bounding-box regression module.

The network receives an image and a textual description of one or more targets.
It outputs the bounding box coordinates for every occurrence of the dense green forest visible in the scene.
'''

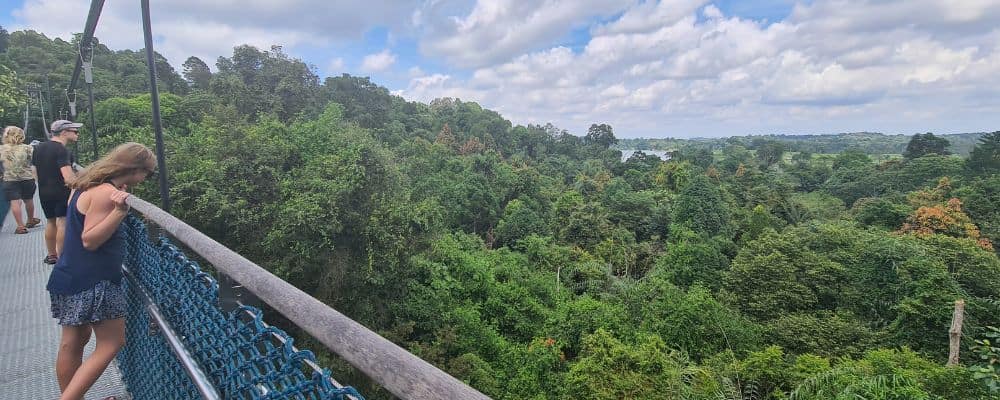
[3,28,1000,399]
[619,132,988,158]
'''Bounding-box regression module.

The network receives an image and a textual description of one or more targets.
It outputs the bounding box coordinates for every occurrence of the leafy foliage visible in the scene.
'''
[0,64,23,124]
[967,131,1000,175]
[904,132,951,159]
[673,174,732,237]
[6,31,999,398]
[969,326,1000,393]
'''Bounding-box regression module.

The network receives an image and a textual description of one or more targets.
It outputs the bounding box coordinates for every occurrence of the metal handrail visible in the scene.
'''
[126,195,491,400]
[122,264,222,400]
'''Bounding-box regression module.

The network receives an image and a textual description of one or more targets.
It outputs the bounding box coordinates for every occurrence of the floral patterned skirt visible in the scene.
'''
[50,280,127,326]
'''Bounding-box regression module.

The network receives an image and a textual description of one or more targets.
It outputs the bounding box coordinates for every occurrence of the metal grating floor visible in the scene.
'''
[0,197,129,399]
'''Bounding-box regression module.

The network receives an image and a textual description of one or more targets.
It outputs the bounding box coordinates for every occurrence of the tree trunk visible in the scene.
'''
[947,299,965,366]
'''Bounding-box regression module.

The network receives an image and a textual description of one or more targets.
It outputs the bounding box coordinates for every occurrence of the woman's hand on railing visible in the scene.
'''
[111,186,130,213]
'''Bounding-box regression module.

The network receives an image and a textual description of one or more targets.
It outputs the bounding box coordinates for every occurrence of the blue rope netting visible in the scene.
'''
[117,215,363,400]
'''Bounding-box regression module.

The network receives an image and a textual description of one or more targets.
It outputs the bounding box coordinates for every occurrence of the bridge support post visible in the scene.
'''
[140,0,171,212]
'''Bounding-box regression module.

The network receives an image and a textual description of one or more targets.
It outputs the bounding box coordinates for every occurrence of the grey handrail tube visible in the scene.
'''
[122,265,222,400]
[126,196,491,400]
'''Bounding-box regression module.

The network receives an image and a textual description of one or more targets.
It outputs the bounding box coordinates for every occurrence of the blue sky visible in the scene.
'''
[3,0,999,138]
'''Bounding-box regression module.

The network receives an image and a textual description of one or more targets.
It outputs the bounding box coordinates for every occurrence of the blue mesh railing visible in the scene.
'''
[116,196,490,400]
[118,214,363,399]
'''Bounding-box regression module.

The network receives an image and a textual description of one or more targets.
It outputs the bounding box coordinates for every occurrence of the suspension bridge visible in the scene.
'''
[0,0,491,399]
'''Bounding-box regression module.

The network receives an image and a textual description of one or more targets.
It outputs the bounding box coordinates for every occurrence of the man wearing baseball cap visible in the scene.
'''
[31,120,81,264]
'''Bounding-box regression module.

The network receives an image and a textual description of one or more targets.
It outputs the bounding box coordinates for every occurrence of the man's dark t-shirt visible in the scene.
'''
[32,140,72,197]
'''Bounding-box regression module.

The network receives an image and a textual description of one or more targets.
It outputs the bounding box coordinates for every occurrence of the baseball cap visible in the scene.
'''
[50,120,83,133]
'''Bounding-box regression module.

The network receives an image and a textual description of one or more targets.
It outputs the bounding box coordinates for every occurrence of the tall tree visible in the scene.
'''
[584,123,618,149]
[966,131,1000,174]
[324,74,391,130]
[0,64,21,121]
[433,122,456,150]
[672,174,731,237]
[212,45,320,120]
[0,25,9,53]
[754,139,786,167]
[904,132,950,159]
[181,56,212,90]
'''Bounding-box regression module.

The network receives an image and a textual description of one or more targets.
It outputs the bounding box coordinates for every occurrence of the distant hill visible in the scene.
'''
[618,132,989,156]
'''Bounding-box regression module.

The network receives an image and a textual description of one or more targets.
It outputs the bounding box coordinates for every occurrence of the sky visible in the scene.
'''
[2,0,999,138]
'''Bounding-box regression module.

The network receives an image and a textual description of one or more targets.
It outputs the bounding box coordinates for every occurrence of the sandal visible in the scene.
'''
[43,254,58,264]
[14,226,28,234]
[25,217,41,228]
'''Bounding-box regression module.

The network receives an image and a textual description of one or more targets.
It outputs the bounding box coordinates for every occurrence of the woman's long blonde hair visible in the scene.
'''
[69,142,156,190]
[2,126,25,145]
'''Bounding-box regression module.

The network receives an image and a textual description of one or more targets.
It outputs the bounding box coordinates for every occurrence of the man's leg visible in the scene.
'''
[45,218,58,257]
[25,181,38,224]
[25,198,38,225]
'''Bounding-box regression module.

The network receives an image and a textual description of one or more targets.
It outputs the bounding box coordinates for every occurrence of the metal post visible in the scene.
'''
[38,87,50,138]
[45,76,55,127]
[87,82,98,161]
[140,0,171,212]
[84,40,99,162]
[23,84,29,134]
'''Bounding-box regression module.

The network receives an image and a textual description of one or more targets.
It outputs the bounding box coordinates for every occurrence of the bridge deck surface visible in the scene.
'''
[0,196,129,399]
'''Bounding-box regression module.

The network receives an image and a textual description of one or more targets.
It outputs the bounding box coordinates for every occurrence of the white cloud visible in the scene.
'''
[415,0,633,67]
[155,21,313,71]
[360,49,397,72]
[594,0,707,35]
[327,58,345,73]
[10,0,1000,137]
[403,0,1000,136]
[403,73,452,94]
[10,0,416,71]
[702,4,723,20]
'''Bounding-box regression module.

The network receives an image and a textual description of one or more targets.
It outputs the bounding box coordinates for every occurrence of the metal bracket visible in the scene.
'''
[218,273,258,313]
[147,319,160,336]
[83,61,93,84]
[66,90,78,117]
[81,39,95,84]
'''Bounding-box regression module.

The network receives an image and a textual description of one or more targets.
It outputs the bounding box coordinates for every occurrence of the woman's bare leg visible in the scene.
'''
[11,199,24,227]
[59,319,125,400]
[56,324,92,391]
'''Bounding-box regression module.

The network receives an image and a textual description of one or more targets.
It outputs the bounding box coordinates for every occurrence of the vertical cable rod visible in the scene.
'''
[82,39,99,162]
[140,0,171,211]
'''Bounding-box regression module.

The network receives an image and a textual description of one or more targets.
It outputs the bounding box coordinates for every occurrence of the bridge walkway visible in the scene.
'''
[0,196,129,399]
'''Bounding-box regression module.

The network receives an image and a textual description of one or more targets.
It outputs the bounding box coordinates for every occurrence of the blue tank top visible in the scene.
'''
[46,187,124,295]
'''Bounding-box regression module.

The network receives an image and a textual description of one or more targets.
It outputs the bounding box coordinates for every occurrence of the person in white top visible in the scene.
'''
[1,126,40,234]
